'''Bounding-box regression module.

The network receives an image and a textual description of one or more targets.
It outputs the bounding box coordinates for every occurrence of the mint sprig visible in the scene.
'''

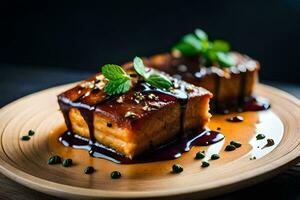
[101,57,173,95]
[104,78,132,95]
[133,56,173,90]
[133,56,148,78]
[102,64,132,95]
[146,74,173,89]
[194,28,208,41]
[102,64,131,80]
[172,28,235,68]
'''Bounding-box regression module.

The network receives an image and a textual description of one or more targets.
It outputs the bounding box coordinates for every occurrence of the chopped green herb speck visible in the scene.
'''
[84,166,95,174]
[195,151,205,160]
[230,140,241,148]
[111,171,121,179]
[225,144,236,151]
[172,164,183,173]
[28,130,35,136]
[48,155,61,165]
[211,154,220,160]
[62,159,72,167]
[201,161,210,168]
[256,134,266,140]
[21,135,30,141]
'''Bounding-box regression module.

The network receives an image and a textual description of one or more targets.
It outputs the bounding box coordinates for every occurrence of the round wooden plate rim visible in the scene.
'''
[0,83,299,199]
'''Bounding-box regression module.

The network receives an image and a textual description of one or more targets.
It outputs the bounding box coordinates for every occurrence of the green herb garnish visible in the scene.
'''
[48,155,61,165]
[216,52,235,67]
[133,57,173,90]
[201,161,210,168]
[256,134,266,140]
[111,171,121,179]
[84,166,95,174]
[21,135,30,141]
[195,28,208,41]
[225,144,236,151]
[101,57,173,95]
[104,78,132,96]
[28,130,35,136]
[230,140,242,148]
[211,154,220,160]
[146,74,173,89]
[172,28,235,68]
[102,64,132,95]
[133,56,148,78]
[62,158,72,167]
[195,151,205,160]
[172,164,183,173]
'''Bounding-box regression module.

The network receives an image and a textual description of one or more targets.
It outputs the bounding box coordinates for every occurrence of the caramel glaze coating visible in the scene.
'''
[57,68,212,158]
[123,52,260,111]
[58,71,212,130]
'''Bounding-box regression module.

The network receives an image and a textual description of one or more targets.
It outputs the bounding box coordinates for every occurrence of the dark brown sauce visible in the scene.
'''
[57,54,270,163]
[58,80,197,163]
[212,96,271,114]
[262,138,275,149]
[58,97,98,144]
[151,54,271,114]
[59,129,224,164]
[58,82,188,139]
[242,96,271,111]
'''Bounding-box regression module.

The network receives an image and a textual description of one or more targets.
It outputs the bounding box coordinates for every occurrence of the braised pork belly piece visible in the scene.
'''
[58,68,212,159]
[123,52,259,112]
[123,28,262,113]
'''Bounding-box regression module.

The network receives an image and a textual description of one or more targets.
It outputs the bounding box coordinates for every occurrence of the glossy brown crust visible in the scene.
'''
[123,52,259,105]
[123,52,259,78]
[58,72,212,129]
[57,69,212,158]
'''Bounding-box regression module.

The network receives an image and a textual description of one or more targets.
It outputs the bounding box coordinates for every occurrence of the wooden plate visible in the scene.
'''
[0,83,299,200]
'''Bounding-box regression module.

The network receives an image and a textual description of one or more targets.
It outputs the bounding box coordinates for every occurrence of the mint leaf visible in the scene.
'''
[104,78,131,95]
[207,50,218,62]
[102,64,130,80]
[133,56,173,89]
[172,28,233,68]
[195,28,208,41]
[101,64,132,95]
[133,56,148,78]
[132,57,173,90]
[172,42,199,56]
[182,34,202,51]
[201,39,210,53]
[212,40,230,52]
[146,74,173,90]
[216,52,236,67]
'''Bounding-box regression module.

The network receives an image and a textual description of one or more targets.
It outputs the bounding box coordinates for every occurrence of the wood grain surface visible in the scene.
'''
[0,83,299,200]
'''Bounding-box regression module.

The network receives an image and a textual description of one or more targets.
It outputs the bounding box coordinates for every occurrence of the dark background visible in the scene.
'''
[1,0,300,83]
[0,1,300,199]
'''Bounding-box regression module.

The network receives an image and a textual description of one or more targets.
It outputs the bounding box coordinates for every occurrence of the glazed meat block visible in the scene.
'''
[123,52,259,112]
[58,70,212,159]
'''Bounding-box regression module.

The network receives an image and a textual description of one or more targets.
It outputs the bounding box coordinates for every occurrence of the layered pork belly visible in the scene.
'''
[58,71,212,159]
[123,52,259,111]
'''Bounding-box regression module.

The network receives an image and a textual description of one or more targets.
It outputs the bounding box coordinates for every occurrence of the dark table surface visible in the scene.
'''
[0,64,299,200]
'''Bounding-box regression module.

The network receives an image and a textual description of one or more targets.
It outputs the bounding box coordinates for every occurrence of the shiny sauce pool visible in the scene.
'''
[58,79,225,164]
[57,57,270,164]
[59,129,224,164]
